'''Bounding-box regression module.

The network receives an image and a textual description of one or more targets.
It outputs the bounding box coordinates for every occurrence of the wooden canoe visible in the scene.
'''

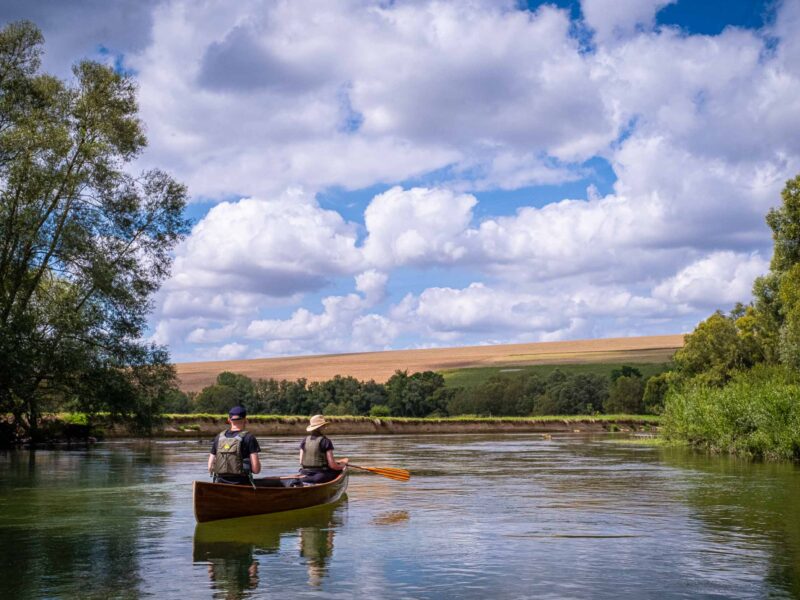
[193,469,349,523]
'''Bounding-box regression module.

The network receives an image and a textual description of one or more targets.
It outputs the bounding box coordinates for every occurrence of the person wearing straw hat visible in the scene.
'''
[297,415,348,485]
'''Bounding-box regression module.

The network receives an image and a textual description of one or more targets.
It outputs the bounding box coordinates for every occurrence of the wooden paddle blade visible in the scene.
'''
[349,464,410,482]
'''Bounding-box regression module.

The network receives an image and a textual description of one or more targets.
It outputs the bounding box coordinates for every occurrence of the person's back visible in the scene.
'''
[298,415,347,485]
[208,406,261,485]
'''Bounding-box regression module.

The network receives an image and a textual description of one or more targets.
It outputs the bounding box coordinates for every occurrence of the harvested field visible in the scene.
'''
[175,334,684,392]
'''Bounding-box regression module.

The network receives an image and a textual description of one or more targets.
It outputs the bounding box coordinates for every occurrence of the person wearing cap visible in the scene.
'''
[207,406,262,485]
[297,415,348,484]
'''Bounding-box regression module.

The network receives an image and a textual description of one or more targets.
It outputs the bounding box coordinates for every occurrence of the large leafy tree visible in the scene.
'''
[0,22,190,437]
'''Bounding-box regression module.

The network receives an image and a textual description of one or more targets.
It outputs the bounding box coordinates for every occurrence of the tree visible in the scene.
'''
[386,370,448,417]
[0,22,190,438]
[673,311,755,385]
[215,372,256,407]
[753,174,800,368]
[604,375,645,414]
[642,372,672,414]
[610,366,642,381]
[194,384,239,414]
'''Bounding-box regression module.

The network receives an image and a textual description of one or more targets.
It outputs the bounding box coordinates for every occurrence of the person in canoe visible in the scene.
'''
[298,415,348,484]
[208,405,262,485]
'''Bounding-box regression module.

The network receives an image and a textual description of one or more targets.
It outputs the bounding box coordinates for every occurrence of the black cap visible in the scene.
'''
[228,406,247,419]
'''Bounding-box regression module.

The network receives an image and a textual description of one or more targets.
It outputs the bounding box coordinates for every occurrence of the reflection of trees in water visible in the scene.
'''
[193,497,347,597]
[0,447,171,598]
[659,448,800,597]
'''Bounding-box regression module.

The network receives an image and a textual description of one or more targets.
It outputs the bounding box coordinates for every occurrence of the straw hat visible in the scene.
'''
[306,414,329,432]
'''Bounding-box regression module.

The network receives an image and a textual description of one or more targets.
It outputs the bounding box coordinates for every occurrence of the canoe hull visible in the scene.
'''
[193,470,348,523]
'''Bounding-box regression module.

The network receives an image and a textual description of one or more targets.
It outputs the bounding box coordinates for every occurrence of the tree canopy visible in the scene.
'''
[0,22,190,440]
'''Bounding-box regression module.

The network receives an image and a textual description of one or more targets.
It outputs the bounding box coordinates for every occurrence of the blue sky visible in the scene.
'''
[3,0,798,362]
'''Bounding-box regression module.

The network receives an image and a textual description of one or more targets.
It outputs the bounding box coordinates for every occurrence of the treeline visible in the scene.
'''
[660,174,800,461]
[170,364,664,418]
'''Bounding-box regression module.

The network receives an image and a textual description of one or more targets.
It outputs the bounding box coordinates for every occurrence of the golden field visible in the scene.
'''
[175,334,685,392]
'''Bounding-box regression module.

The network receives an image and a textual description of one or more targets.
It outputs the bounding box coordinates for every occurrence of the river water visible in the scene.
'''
[1,433,799,599]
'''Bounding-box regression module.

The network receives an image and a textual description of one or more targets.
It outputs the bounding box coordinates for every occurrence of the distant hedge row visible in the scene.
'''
[167,365,666,418]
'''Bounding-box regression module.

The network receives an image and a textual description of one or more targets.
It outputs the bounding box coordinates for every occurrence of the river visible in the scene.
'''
[1,433,798,599]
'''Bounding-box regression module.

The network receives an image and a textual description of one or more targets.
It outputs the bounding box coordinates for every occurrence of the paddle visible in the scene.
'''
[347,463,410,482]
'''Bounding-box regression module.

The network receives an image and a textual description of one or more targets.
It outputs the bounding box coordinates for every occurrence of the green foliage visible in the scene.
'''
[673,311,757,385]
[662,366,800,460]
[194,384,240,414]
[386,370,450,417]
[161,389,191,414]
[446,369,629,417]
[604,375,645,414]
[662,174,800,461]
[369,404,391,417]
[532,371,608,415]
[0,22,189,438]
[642,371,673,414]
[443,362,670,389]
[610,365,642,381]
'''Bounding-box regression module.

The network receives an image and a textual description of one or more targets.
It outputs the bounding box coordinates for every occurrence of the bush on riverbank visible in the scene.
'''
[662,367,800,460]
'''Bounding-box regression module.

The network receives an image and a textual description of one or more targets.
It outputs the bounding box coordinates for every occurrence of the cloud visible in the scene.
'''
[355,269,388,305]
[362,187,477,268]
[216,342,249,360]
[392,283,573,336]
[653,251,770,308]
[245,290,399,355]
[13,0,799,358]
[119,0,623,197]
[167,188,362,303]
[0,0,160,76]
[197,24,333,93]
[581,0,677,43]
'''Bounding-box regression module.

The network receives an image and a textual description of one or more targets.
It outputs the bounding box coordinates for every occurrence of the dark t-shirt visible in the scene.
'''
[299,434,333,470]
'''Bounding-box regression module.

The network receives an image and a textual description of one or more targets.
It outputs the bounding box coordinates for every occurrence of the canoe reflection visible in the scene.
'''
[193,496,347,596]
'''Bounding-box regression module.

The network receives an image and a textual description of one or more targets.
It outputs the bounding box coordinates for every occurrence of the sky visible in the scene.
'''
[3,0,799,362]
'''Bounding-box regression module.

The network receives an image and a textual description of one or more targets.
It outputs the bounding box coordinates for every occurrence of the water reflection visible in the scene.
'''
[0,445,172,599]
[657,448,800,598]
[193,498,347,597]
[5,436,800,598]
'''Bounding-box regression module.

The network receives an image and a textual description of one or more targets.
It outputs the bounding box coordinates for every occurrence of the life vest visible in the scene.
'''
[302,434,329,469]
[213,430,248,475]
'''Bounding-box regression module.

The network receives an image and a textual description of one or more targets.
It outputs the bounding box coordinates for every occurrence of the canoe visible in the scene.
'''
[193,469,349,523]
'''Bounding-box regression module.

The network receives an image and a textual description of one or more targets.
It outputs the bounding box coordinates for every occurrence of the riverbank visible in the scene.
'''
[94,414,660,438]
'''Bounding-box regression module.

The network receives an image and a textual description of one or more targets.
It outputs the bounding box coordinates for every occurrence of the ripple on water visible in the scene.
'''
[1,434,799,599]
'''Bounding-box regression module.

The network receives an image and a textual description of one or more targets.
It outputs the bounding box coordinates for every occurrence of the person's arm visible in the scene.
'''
[299,449,304,465]
[208,436,217,474]
[325,450,348,471]
[249,452,261,474]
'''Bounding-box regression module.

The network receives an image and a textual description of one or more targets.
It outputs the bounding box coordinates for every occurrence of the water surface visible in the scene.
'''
[1,433,799,599]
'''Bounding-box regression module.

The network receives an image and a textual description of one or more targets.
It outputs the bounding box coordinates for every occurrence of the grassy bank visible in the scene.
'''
[442,362,671,388]
[50,412,661,439]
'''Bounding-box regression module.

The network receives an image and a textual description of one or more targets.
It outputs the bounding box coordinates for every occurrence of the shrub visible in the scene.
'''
[661,366,800,460]
[369,404,391,417]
